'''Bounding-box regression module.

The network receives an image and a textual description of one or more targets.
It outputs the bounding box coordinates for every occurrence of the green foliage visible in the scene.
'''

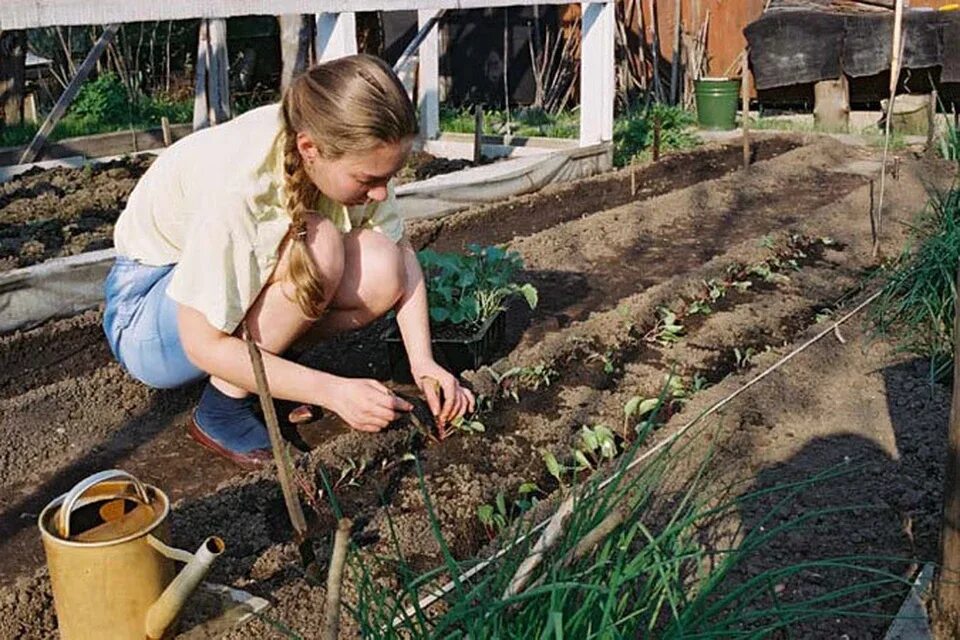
[870,187,960,379]
[417,244,538,329]
[70,73,131,125]
[348,438,913,639]
[439,105,579,139]
[0,73,192,148]
[613,103,699,167]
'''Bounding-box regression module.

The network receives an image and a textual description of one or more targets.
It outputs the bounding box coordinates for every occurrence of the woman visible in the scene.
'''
[103,54,474,468]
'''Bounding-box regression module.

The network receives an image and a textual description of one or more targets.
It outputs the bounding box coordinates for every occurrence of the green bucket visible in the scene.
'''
[695,78,740,131]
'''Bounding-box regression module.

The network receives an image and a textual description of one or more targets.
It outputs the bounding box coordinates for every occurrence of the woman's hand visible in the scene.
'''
[326,377,413,433]
[410,359,476,426]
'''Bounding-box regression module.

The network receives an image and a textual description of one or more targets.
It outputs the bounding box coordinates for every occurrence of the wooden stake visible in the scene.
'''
[161,116,172,147]
[741,51,750,170]
[20,24,120,164]
[653,112,662,161]
[243,326,309,546]
[936,262,960,636]
[323,518,353,640]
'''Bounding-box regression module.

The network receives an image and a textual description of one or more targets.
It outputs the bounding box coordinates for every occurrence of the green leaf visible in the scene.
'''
[519,283,539,309]
[477,504,493,524]
[573,450,593,471]
[579,426,599,452]
[518,482,539,494]
[624,395,643,417]
[430,307,450,322]
[542,450,562,482]
[495,492,507,517]
[637,397,660,416]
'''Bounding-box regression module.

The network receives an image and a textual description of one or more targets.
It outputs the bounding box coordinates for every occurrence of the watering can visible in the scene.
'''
[38,470,224,640]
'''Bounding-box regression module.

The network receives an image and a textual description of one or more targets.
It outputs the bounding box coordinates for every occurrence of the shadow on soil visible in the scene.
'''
[723,358,947,637]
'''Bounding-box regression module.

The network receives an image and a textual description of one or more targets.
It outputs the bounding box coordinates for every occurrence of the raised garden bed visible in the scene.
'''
[0,135,955,638]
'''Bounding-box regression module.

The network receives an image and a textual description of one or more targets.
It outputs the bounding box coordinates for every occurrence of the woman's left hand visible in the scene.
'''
[410,359,476,427]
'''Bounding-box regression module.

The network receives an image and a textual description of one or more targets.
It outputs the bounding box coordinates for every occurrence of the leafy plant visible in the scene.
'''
[477,493,509,540]
[418,244,538,329]
[646,306,685,345]
[613,103,699,167]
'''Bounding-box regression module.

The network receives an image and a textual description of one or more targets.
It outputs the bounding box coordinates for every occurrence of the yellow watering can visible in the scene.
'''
[38,470,224,640]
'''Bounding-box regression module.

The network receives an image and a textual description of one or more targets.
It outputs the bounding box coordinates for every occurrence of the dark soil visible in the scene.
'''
[0,136,956,639]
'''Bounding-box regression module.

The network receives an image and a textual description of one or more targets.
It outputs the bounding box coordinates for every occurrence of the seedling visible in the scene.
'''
[477,492,509,540]
[491,363,558,402]
[623,394,661,440]
[733,346,757,369]
[687,299,712,316]
[576,424,619,470]
[587,350,617,375]
[334,456,370,489]
[450,414,486,435]
[646,307,684,346]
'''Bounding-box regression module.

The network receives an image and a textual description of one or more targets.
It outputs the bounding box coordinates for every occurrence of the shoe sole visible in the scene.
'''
[187,414,273,470]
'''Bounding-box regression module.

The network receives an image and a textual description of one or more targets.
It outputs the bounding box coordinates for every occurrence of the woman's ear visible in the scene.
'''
[296,132,319,163]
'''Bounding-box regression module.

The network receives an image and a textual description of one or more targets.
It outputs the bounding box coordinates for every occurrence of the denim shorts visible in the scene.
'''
[103,256,206,389]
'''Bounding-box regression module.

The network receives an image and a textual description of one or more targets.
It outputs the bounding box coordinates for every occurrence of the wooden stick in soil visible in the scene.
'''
[653,112,662,161]
[502,491,576,598]
[741,50,751,170]
[242,326,309,547]
[874,0,905,258]
[161,116,172,147]
[473,104,484,165]
[670,0,682,105]
[934,263,960,637]
[323,517,353,640]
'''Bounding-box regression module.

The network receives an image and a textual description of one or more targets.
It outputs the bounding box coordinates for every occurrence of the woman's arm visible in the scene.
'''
[393,238,475,423]
[178,303,410,431]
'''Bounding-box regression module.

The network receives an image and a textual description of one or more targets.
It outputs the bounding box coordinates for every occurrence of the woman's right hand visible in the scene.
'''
[327,378,413,432]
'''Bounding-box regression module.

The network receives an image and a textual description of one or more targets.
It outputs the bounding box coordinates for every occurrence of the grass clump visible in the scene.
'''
[939,120,960,162]
[870,187,960,380]
[440,106,579,139]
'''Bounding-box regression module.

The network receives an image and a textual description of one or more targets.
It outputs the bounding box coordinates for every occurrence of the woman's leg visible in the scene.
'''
[211,219,405,397]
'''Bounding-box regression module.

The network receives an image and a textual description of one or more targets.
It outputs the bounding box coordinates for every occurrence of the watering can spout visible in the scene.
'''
[144,536,225,640]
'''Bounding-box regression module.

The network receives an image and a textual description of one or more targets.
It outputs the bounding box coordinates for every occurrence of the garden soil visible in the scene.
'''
[0,135,956,639]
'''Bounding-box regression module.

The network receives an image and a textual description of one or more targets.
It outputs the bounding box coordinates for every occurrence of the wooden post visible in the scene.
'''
[935,262,960,637]
[579,1,615,147]
[20,24,119,164]
[279,14,314,92]
[741,51,750,170]
[316,12,357,63]
[652,111,661,161]
[814,76,851,133]
[473,104,484,164]
[0,30,27,126]
[669,0,682,105]
[417,9,440,141]
[161,116,172,146]
[193,18,230,131]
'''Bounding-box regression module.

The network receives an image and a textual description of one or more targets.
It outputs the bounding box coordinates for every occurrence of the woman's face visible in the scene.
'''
[297,133,413,206]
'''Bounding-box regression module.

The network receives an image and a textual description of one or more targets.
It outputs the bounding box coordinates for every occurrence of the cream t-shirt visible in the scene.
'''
[113,104,405,334]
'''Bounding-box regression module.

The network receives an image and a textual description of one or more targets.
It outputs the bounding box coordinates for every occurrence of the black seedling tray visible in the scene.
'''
[384,311,506,383]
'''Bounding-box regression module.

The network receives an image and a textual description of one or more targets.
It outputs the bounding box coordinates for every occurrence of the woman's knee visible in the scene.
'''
[338,229,405,316]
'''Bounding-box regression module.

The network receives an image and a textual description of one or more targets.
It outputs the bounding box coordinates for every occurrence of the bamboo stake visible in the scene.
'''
[741,51,751,170]
[323,518,353,640]
[874,0,905,258]
[161,116,172,147]
[935,262,960,636]
[502,492,576,598]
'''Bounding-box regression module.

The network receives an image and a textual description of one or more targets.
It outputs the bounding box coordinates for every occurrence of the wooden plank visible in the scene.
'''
[0,0,578,29]
[0,123,191,165]
[19,24,119,164]
[579,1,615,146]
[814,76,850,132]
[417,9,440,140]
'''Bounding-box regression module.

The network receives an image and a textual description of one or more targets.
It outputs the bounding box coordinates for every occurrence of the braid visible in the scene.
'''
[280,121,328,320]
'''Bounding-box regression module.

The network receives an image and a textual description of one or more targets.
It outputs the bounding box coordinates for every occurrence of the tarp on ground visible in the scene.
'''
[745,9,960,90]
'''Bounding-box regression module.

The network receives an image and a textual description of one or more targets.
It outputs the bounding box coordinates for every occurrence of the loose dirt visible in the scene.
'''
[0,136,955,639]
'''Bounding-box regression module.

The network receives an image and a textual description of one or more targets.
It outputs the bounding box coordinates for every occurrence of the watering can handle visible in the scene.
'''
[58,469,151,539]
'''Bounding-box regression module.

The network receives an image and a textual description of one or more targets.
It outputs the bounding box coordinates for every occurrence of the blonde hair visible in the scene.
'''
[280,54,417,319]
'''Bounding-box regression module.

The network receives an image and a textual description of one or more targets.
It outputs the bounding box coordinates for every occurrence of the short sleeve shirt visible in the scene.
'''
[113,104,405,334]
